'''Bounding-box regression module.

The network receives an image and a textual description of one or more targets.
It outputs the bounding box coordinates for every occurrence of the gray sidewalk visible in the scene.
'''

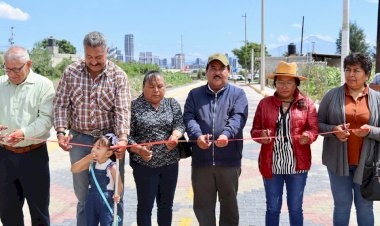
[13,80,380,226]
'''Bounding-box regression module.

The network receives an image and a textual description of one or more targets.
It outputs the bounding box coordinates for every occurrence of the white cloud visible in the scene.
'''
[307,34,335,42]
[0,2,30,21]
[277,35,291,44]
[292,23,302,29]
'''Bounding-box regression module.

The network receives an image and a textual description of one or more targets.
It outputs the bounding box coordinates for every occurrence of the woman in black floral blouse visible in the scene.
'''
[128,70,185,226]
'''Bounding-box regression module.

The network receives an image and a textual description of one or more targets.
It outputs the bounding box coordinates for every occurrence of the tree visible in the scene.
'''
[336,22,370,54]
[29,42,61,77]
[40,38,77,54]
[232,42,269,71]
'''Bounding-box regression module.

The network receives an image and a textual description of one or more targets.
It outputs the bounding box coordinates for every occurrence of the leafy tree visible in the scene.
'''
[54,57,74,76]
[40,38,77,54]
[336,22,370,54]
[29,43,60,77]
[30,47,53,76]
[232,42,269,71]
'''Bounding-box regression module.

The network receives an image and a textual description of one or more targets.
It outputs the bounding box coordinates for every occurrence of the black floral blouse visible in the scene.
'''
[128,95,185,168]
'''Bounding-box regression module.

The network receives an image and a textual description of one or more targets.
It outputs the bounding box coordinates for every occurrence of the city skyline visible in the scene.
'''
[0,0,378,61]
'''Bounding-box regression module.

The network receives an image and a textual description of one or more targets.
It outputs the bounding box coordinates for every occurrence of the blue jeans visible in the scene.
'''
[327,166,374,226]
[69,130,125,226]
[263,173,308,226]
[131,162,178,226]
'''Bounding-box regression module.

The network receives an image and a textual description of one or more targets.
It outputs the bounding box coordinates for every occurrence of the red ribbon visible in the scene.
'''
[0,128,365,150]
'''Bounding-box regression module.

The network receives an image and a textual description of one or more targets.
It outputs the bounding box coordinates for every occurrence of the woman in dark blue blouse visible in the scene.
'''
[128,70,185,226]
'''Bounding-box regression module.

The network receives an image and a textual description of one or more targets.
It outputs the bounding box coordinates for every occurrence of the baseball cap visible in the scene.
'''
[207,53,229,67]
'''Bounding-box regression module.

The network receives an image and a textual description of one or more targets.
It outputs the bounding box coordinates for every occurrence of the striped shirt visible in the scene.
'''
[53,60,131,136]
[272,105,307,174]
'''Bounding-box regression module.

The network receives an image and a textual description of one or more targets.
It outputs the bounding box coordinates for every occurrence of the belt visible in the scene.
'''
[0,142,46,154]
[71,128,113,137]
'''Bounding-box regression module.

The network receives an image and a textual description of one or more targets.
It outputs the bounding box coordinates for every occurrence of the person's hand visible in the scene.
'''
[166,135,179,151]
[6,129,24,146]
[57,134,73,151]
[197,134,212,149]
[299,132,310,145]
[260,129,271,144]
[0,125,8,131]
[333,123,350,142]
[352,124,370,138]
[0,125,9,143]
[215,134,228,148]
[88,151,98,162]
[115,139,127,159]
[139,145,153,161]
[113,194,121,204]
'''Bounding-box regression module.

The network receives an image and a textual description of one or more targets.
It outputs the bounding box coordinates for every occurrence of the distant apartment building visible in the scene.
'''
[189,57,205,69]
[108,47,124,61]
[228,57,238,69]
[139,52,153,64]
[115,50,123,61]
[153,56,160,65]
[172,53,185,69]
[159,58,168,68]
[124,34,134,63]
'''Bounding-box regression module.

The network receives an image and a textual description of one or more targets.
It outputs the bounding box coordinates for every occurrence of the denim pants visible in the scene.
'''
[131,162,178,226]
[0,145,50,226]
[263,172,308,226]
[327,166,374,226]
[69,130,125,226]
[86,162,116,226]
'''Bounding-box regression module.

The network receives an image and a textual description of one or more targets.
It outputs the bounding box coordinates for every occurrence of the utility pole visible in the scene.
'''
[242,13,247,80]
[180,34,184,70]
[251,48,254,76]
[300,16,304,55]
[341,0,350,84]
[260,0,265,91]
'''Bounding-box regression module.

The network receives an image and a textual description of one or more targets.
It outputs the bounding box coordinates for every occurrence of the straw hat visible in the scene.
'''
[267,61,307,81]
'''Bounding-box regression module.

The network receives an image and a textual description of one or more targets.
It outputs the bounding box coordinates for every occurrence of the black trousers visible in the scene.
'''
[0,145,50,226]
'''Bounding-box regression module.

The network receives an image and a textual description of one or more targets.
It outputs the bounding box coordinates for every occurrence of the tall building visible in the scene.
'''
[153,56,160,65]
[138,52,153,64]
[159,58,168,68]
[124,34,134,63]
[173,53,185,69]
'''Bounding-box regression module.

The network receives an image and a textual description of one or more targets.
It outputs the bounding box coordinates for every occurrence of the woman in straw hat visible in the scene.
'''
[318,53,380,226]
[251,61,319,226]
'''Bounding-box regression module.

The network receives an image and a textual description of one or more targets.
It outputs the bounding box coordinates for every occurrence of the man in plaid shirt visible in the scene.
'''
[53,31,131,226]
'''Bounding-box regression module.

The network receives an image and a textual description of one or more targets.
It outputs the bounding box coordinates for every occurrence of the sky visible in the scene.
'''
[0,0,378,62]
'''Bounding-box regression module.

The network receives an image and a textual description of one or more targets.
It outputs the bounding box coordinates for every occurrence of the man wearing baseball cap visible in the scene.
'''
[183,53,248,226]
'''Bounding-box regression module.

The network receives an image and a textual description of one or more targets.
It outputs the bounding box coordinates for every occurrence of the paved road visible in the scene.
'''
[15,80,379,226]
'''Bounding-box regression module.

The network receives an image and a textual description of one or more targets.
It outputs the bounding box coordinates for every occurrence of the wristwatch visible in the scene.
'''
[56,131,66,137]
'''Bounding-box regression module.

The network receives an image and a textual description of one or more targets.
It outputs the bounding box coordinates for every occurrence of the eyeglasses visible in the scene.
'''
[344,68,364,75]
[276,80,295,87]
[1,63,26,73]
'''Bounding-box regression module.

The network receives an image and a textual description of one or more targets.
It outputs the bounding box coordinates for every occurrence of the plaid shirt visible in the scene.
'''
[53,60,131,136]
